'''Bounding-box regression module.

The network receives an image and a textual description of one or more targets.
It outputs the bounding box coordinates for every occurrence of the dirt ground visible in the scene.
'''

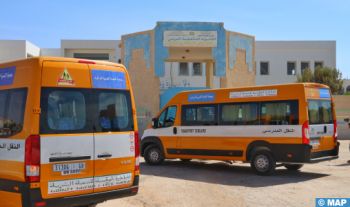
[98,140,350,207]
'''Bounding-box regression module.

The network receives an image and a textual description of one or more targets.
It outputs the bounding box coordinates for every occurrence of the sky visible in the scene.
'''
[0,0,349,78]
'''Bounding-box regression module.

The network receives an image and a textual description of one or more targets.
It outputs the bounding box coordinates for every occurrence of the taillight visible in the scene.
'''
[25,135,40,182]
[302,121,310,144]
[134,131,140,171]
[333,120,338,142]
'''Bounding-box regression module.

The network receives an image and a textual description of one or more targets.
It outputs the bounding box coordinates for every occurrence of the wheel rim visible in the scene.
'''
[255,154,269,172]
[149,149,159,162]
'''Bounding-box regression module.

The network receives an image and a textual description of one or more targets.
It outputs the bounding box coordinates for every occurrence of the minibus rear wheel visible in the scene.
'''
[144,145,164,165]
[284,164,303,171]
[250,148,276,176]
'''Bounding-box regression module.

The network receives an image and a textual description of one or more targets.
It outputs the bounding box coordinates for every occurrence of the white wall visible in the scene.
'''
[41,48,61,57]
[256,41,336,85]
[61,40,120,62]
[0,40,26,62]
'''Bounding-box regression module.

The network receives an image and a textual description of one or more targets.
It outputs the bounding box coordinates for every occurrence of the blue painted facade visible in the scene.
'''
[124,33,151,70]
[122,22,255,109]
[155,22,226,77]
[229,33,253,71]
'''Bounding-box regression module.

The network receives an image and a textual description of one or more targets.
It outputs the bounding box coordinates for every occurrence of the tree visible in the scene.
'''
[297,67,344,94]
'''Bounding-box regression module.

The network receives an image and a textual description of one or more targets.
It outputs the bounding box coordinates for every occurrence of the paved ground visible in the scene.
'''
[98,140,350,207]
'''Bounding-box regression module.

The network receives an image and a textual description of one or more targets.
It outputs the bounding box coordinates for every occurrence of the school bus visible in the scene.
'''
[0,57,139,207]
[141,83,339,175]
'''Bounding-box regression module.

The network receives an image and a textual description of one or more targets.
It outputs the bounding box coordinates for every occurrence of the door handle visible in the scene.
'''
[49,156,91,163]
[97,153,112,159]
[173,127,177,135]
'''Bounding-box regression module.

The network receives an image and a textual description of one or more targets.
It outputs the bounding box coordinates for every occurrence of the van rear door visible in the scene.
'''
[89,67,135,193]
[40,61,94,198]
[307,88,336,152]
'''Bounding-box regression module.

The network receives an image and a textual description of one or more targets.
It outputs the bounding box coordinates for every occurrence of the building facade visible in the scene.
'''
[255,41,336,85]
[0,22,339,133]
[121,22,256,131]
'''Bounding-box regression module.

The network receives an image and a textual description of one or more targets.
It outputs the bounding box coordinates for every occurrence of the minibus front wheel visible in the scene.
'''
[250,147,276,176]
[144,145,164,165]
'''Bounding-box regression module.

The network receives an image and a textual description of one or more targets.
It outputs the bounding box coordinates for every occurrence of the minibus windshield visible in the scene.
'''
[308,99,333,125]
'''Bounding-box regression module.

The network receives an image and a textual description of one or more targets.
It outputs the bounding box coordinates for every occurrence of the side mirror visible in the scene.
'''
[344,118,349,123]
[152,118,158,128]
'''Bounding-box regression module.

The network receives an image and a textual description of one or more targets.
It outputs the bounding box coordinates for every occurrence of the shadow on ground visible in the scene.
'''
[140,160,329,188]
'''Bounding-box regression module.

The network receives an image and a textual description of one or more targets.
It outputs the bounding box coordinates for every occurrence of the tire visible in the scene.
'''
[144,145,164,165]
[180,159,191,162]
[284,164,303,171]
[250,149,276,176]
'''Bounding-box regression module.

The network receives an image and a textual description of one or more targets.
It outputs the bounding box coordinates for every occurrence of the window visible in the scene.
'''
[220,103,258,125]
[73,53,110,60]
[46,90,86,131]
[40,88,134,133]
[301,62,310,74]
[192,62,202,76]
[97,91,133,131]
[260,62,269,75]
[182,104,217,126]
[157,106,177,128]
[0,88,27,137]
[260,101,299,125]
[287,62,296,75]
[314,61,323,68]
[179,62,189,76]
[308,100,333,125]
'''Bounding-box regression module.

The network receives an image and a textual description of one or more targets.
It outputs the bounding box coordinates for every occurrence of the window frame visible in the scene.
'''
[307,99,333,125]
[300,61,310,74]
[192,62,202,76]
[0,88,28,138]
[181,104,218,126]
[260,100,299,125]
[179,62,189,76]
[260,61,269,75]
[40,87,134,134]
[287,61,297,75]
[314,61,324,69]
[219,102,259,126]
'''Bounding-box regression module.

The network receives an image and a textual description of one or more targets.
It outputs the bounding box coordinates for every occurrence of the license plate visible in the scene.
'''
[53,162,86,175]
[310,139,320,149]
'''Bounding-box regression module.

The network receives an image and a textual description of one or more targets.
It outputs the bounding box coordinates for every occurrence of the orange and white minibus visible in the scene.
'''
[141,83,339,175]
[0,57,139,207]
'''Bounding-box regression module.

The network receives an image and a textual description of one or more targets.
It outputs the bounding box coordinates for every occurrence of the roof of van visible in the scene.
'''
[176,83,329,95]
[0,56,125,68]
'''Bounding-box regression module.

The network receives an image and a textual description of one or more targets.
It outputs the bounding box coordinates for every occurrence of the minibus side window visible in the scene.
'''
[260,100,299,125]
[46,90,86,131]
[220,103,258,125]
[0,88,27,137]
[96,91,133,132]
[182,104,217,126]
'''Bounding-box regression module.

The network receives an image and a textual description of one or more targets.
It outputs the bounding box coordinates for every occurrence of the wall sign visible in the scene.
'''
[0,66,16,86]
[164,30,217,47]
[92,70,126,89]
[230,89,278,98]
[188,92,215,102]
